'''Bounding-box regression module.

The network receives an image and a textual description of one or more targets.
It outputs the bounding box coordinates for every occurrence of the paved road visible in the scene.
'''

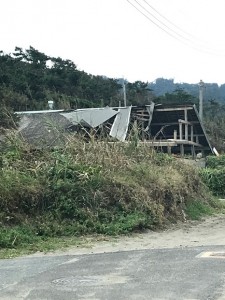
[1,245,225,299]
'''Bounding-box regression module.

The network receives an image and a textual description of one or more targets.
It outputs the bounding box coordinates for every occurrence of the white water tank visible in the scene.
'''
[48,100,54,110]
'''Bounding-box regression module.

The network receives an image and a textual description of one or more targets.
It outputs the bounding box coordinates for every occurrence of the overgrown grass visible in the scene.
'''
[200,155,225,196]
[185,200,214,220]
[0,234,88,259]
[206,154,225,169]
[0,131,218,256]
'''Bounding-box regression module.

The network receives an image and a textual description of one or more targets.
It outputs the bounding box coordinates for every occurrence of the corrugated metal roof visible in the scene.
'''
[60,107,118,128]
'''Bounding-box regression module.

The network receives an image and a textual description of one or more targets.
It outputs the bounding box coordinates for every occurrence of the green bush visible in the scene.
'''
[0,226,38,248]
[206,155,225,169]
[185,200,213,220]
[0,169,45,223]
[200,167,225,196]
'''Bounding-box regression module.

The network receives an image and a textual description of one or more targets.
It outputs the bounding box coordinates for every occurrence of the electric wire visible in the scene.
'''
[127,0,225,56]
[126,0,188,44]
[142,0,198,40]
[133,0,224,53]
[142,0,225,51]
[133,0,193,43]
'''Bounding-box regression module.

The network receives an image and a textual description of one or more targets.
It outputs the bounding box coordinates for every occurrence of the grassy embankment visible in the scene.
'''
[0,131,222,258]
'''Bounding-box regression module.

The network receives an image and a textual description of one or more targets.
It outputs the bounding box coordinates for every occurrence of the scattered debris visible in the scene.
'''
[16,103,212,156]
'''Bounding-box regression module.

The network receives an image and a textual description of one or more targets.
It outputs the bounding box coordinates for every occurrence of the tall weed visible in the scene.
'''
[0,131,214,249]
[200,168,225,196]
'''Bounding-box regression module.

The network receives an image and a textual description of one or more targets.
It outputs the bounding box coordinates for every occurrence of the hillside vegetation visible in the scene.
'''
[149,78,225,102]
[0,46,154,114]
[0,130,218,256]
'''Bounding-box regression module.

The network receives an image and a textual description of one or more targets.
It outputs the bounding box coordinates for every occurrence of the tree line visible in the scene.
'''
[1,46,207,114]
[0,46,157,112]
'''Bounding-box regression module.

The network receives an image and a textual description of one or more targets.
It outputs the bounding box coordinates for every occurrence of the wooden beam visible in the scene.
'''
[135,117,150,122]
[135,113,150,117]
[155,107,193,112]
[107,141,177,147]
[154,134,205,139]
[151,121,199,126]
[168,139,202,147]
[178,119,193,125]
[146,141,178,147]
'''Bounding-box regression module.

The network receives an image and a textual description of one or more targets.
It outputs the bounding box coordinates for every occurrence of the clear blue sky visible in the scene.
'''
[1,0,225,84]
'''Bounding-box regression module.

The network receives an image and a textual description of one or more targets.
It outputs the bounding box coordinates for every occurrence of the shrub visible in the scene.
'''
[0,226,38,248]
[185,200,213,220]
[0,169,45,223]
[206,155,225,169]
[200,168,225,196]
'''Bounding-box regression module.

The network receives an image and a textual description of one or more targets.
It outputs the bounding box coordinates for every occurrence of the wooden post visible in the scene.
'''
[179,123,183,140]
[196,135,199,144]
[199,80,204,121]
[184,109,188,140]
[141,110,145,140]
[184,108,188,121]
[191,145,195,159]
[174,129,177,140]
[185,124,188,141]
[180,144,184,157]
[191,125,194,142]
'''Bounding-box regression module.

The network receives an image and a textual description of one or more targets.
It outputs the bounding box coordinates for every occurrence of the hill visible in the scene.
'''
[148,78,225,103]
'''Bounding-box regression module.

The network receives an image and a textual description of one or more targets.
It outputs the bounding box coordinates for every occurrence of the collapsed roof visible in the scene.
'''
[17,103,213,156]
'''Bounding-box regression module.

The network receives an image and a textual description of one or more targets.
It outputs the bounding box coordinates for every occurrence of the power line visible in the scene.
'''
[142,0,197,40]
[126,0,187,44]
[126,0,225,56]
[142,0,225,52]
[133,0,192,43]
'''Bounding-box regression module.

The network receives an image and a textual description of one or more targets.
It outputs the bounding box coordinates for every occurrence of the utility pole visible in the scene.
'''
[199,79,204,121]
[123,79,127,107]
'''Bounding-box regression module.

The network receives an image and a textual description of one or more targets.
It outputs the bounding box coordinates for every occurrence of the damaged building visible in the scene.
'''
[16,103,213,157]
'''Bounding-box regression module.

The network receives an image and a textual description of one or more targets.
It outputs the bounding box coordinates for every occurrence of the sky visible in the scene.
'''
[1,0,225,85]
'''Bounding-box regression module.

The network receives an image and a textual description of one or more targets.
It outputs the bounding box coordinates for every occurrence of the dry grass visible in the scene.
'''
[0,130,214,252]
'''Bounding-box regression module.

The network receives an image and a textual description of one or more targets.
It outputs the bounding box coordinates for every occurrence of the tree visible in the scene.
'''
[127,81,154,105]
[204,100,225,152]
[0,46,123,110]
[155,88,198,105]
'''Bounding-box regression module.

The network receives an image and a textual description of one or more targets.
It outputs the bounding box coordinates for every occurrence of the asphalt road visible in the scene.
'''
[1,245,225,300]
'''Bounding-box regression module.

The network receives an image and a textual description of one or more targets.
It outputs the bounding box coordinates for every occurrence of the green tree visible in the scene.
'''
[127,81,153,105]
[155,88,198,105]
[0,46,123,110]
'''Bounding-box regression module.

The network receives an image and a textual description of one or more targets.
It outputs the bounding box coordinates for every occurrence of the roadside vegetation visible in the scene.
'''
[200,155,225,196]
[0,130,221,258]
